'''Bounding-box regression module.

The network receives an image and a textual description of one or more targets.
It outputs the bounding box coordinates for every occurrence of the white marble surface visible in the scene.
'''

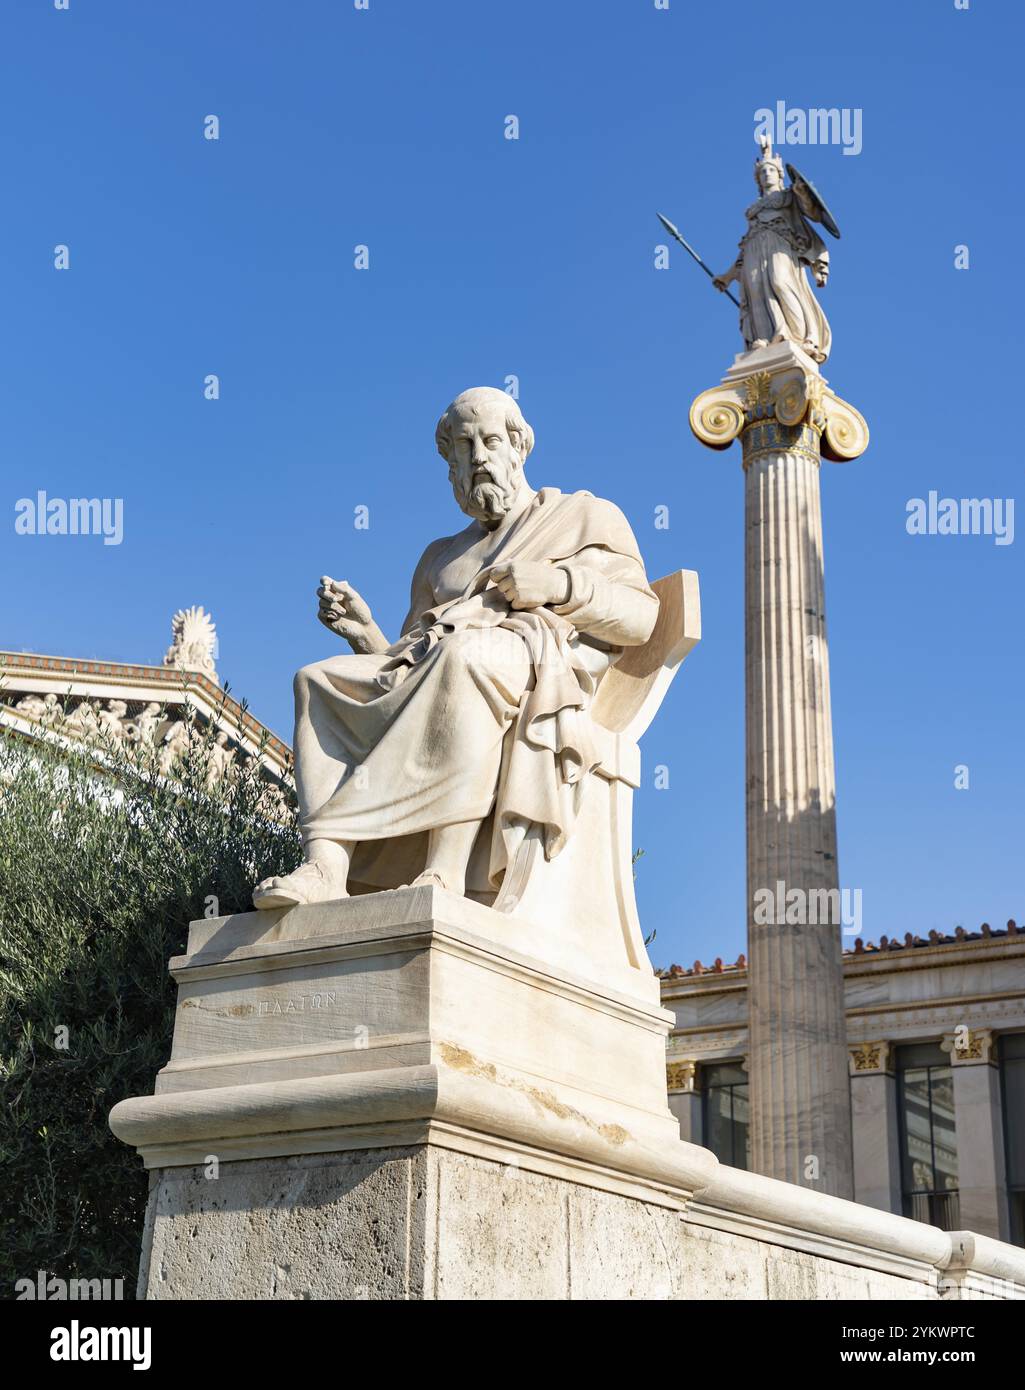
[255,386,668,918]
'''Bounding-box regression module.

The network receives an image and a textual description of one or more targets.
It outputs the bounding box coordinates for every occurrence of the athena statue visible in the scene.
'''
[714,136,840,364]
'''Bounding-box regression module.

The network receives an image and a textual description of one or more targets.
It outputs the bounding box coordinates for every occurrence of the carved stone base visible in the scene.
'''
[110,888,715,1190]
[137,1144,694,1300]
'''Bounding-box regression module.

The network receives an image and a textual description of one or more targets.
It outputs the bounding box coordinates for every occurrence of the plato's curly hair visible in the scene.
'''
[435,387,535,465]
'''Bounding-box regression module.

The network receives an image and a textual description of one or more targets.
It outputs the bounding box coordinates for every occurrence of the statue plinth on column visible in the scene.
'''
[691,339,868,1198]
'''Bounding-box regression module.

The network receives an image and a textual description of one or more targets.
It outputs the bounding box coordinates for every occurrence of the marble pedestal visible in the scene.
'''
[110,887,717,1298]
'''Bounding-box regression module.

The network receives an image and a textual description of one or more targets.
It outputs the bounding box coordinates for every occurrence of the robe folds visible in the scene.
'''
[293,487,658,893]
[736,188,832,363]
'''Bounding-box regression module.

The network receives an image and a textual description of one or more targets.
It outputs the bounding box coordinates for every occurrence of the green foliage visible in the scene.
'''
[0,701,301,1297]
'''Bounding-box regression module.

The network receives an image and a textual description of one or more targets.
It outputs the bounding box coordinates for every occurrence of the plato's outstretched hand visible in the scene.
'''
[317,576,387,653]
[488,561,571,611]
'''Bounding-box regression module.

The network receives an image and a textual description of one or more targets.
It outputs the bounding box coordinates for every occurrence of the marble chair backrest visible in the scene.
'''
[490,567,702,972]
[590,570,701,744]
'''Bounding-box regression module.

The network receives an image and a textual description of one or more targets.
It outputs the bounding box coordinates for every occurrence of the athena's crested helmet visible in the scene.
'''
[435,387,535,465]
[754,134,785,189]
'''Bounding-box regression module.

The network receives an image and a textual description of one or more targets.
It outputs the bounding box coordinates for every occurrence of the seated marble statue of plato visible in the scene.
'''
[252,387,659,910]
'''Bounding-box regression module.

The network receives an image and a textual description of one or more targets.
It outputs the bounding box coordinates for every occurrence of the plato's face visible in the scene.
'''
[447,401,524,523]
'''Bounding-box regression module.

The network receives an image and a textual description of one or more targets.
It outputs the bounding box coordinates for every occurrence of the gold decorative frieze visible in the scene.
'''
[741,419,821,469]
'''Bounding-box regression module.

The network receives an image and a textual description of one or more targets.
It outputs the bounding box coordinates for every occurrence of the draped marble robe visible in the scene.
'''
[732,186,832,364]
[293,488,658,895]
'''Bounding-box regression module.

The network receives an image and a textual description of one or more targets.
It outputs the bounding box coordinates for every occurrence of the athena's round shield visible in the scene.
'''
[786,163,841,239]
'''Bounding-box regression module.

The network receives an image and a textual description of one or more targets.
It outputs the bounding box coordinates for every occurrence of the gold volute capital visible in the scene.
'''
[690,358,868,463]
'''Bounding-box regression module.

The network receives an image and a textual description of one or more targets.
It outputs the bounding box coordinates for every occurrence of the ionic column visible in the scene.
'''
[849,1041,902,1213]
[942,1029,1010,1240]
[691,343,869,1198]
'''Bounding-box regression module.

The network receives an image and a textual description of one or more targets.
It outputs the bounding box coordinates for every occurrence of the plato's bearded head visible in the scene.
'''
[435,388,535,524]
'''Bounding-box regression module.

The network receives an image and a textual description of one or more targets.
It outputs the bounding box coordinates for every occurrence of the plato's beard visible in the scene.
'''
[457,471,518,524]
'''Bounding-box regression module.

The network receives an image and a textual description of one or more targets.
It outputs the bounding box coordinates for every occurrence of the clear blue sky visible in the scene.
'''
[1,0,1021,967]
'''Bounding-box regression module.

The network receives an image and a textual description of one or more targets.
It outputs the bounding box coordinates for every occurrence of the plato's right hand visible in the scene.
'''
[317,576,373,637]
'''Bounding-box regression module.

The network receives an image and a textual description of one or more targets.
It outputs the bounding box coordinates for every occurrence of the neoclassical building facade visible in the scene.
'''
[0,607,292,808]
[661,925,1025,1245]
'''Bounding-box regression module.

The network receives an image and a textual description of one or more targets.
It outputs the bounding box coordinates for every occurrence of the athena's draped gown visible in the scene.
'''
[733,188,832,364]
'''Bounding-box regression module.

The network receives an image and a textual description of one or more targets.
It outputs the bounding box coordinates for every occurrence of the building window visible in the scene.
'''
[701,1061,749,1170]
[896,1043,959,1230]
[1000,1032,1025,1247]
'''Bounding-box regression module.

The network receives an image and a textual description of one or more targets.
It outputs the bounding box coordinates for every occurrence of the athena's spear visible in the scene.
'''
[657,212,741,308]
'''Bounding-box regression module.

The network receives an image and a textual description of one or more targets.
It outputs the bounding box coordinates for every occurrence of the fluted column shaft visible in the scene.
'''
[743,418,853,1197]
[690,348,868,1198]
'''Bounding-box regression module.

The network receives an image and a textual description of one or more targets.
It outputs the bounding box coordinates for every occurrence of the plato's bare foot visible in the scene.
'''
[252,860,349,910]
[409,868,458,892]
[404,822,477,897]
